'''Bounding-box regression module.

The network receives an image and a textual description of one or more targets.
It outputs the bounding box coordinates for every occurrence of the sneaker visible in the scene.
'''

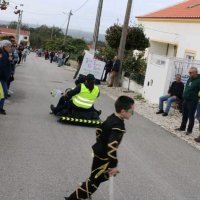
[162,112,168,116]
[175,127,185,131]
[0,109,6,115]
[5,100,10,104]
[8,90,14,94]
[186,130,192,135]
[194,136,200,143]
[97,110,102,116]
[156,110,164,114]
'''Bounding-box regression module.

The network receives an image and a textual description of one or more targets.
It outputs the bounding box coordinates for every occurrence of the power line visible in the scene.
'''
[9,0,90,16]
[72,0,90,13]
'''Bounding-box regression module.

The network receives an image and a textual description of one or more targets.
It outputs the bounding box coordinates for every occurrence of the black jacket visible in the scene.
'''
[92,114,126,168]
[0,48,11,81]
[168,81,184,99]
[105,60,113,72]
[112,59,120,72]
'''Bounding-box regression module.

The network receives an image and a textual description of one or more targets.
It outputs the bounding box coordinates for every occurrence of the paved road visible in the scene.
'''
[1,54,200,200]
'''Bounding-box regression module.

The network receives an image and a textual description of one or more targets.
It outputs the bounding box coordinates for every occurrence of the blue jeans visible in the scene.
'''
[58,58,64,67]
[159,95,176,113]
[0,81,8,109]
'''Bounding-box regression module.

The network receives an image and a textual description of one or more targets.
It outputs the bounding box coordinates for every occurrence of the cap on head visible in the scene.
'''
[86,74,95,82]
[0,40,12,48]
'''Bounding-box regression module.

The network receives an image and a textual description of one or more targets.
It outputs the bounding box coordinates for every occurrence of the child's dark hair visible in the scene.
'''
[115,96,134,113]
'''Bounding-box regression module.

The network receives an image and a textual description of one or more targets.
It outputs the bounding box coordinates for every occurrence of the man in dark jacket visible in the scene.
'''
[102,59,113,82]
[73,52,85,79]
[0,40,11,115]
[108,56,120,87]
[156,74,184,116]
[176,67,200,134]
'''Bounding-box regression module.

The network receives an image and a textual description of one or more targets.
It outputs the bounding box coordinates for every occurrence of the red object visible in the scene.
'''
[137,0,200,19]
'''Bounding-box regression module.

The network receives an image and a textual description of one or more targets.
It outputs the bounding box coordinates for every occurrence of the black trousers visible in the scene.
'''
[54,96,99,116]
[73,65,81,79]
[50,57,54,63]
[180,100,198,132]
[103,70,111,81]
[18,55,22,64]
[67,156,109,200]
[54,96,71,115]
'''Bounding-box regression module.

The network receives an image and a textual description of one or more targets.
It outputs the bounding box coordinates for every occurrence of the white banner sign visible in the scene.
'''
[79,53,105,80]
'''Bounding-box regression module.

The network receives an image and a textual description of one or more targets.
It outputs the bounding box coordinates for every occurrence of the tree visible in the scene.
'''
[99,46,116,60]
[123,51,147,75]
[7,21,30,30]
[126,25,149,51]
[105,24,149,51]
[44,37,88,57]
[29,25,64,48]
[8,21,18,29]
[105,24,122,50]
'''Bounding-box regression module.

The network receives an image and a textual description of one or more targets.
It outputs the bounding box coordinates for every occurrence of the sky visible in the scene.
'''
[0,0,182,34]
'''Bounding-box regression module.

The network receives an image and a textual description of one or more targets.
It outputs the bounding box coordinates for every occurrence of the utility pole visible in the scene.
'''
[63,10,73,45]
[114,0,133,86]
[92,0,103,52]
[15,4,23,45]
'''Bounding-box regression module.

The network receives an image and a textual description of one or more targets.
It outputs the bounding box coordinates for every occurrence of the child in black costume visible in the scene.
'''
[65,95,135,200]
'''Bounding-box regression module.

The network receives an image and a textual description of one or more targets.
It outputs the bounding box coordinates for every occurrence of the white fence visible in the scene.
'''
[143,54,200,104]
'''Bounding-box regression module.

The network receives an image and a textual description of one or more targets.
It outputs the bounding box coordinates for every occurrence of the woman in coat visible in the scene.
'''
[0,40,11,115]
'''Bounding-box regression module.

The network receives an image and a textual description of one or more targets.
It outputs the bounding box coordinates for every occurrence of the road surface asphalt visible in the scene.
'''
[0,54,200,200]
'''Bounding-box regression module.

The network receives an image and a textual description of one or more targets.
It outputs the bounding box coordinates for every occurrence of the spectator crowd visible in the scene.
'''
[34,47,200,143]
[0,39,29,115]
[156,67,200,142]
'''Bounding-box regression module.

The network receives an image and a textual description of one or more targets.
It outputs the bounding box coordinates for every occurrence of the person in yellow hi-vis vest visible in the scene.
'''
[50,74,101,119]
[0,82,4,100]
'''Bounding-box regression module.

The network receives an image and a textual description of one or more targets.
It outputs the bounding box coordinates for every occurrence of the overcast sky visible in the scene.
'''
[0,0,182,33]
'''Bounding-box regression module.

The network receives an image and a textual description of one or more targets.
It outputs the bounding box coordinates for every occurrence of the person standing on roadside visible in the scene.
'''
[50,51,55,63]
[108,56,120,87]
[102,58,113,82]
[176,67,200,135]
[0,40,11,115]
[17,45,23,64]
[73,51,85,79]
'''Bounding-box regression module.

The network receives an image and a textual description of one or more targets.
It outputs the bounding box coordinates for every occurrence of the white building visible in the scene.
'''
[137,0,200,60]
[132,0,200,103]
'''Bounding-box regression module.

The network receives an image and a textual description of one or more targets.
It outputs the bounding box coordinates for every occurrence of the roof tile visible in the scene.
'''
[137,0,200,19]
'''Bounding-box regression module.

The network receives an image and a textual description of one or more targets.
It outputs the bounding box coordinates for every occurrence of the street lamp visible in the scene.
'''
[15,4,24,45]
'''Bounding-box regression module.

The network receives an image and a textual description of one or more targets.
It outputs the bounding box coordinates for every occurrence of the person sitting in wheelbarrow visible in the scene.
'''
[50,74,101,119]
